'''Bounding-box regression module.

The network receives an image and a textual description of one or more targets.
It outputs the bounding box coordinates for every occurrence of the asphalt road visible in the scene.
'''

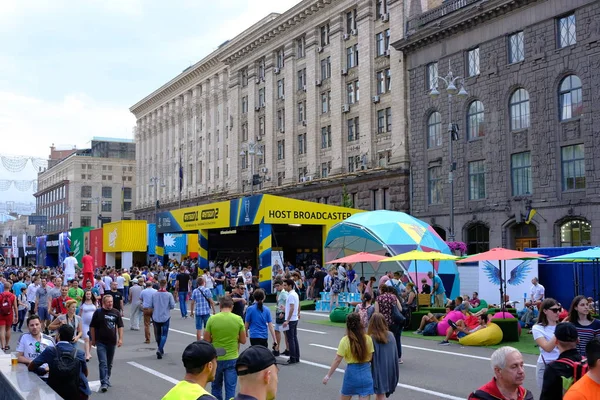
[8,303,542,400]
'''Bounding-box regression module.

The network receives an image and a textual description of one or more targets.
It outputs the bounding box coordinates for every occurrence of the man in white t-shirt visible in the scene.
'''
[283,278,300,364]
[337,264,347,292]
[528,277,545,308]
[386,271,406,294]
[27,277,40,315]
[16,314,55,375]
[63,252,78,281]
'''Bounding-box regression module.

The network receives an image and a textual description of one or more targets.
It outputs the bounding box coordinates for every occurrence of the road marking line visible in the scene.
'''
[128,361,179,385]
[300,311,329,318]
[298,328,326,335]
[279,355,462,399]
[310,343,536,369]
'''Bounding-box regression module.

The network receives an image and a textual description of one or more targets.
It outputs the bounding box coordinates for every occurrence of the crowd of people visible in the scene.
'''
[3,255,600,399]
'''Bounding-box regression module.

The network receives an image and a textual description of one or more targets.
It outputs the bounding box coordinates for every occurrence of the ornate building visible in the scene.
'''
[131,0,411,222]
[393,0,600,251]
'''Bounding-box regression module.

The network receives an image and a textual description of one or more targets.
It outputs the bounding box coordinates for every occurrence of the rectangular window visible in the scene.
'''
[376,71,385,95]
[297,69,306,90]
[508,31,525,63]
[101,201,112,213]
[347,82,355,104]
[277,171,285,186]
[277,140,285,160]
[242,123,248,141]
[321,126,332,149]
[258,88,265,107]
[257,58,265,79]
[80,200,92,212]
[468,160,486,200]
[296,36,305,58]
[259,117,265,136]
[511,152,532,196]
[102,186,112,199]
[277,109,285,132]
[241,152,248,169]
[377,110,385,133]
[376,0,388,17]
[241,67,249,86]
[346,44,358,68]
[321,91,330,114]
[562,144,585,190]
[320,57,331,80]
[371,189,379,210]
[80,216,91,227]
[320,23,330,46]
[558,14,577,48]
[321,162,331,178]
[385,107,392,132]
[298,133,307,155]
[123,187,132,200]
[467,47,480,77]
[385,29,390,50]
[346,9,357,33]
[428,167,443,204]
[277,79,285,99]
[241,96,248,113]
[298,167,307,182]
[378,151,390,167]
[276,48,284,68]
[347,117,359,141]
[81,186,92,198]
[298,101,305,123]
[386,68,391,92]
[376,32,385,56]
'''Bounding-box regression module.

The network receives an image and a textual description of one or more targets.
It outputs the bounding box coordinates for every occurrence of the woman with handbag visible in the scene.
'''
[374,285,404,364]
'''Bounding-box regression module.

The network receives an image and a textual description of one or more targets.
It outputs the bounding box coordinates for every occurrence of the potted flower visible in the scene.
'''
[446,241,467,256]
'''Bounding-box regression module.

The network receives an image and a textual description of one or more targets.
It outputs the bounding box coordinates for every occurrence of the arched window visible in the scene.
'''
[560,219,591,247]
[427,112,442,148]
[559,75,583,121]
[467,101,485,140]
[509,88,530,131]
[467,223,489,255]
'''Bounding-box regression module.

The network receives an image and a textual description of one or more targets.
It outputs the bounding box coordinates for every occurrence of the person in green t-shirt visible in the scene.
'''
[204,296,246,400]
[68,279,85,308]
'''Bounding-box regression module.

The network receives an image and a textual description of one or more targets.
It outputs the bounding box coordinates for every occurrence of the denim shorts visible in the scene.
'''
[195,314,210,330]
[457,331,467,339]
[37,307,50,321]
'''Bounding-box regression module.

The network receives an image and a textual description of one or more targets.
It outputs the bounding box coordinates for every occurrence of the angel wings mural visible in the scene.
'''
[482,260,533,286]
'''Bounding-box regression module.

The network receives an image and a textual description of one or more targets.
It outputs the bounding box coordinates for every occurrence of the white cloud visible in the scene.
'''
[0,91,135,159]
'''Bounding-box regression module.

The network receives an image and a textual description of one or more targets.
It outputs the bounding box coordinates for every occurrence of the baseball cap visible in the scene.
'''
[182,341,226,370]
[132,278,139,283]
[236,345,285,376]
[555,322,578,342]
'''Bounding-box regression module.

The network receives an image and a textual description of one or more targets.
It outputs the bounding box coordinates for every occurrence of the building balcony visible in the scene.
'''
[406,0,481,32]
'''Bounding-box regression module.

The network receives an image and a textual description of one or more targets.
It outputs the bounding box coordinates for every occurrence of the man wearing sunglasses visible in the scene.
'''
[231,285,247,319]
[16,315,55,375]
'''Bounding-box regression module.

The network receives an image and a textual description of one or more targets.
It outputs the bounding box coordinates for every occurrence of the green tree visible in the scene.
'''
[341,185,353,208]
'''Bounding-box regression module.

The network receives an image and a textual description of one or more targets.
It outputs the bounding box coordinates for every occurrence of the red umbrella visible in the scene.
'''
[327,252,387,278]
[327,252,387,264]
[457,248,547,311]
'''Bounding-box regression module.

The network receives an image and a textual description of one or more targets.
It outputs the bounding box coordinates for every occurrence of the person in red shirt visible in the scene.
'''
[0,284,18,351]
[469,346,534,400]
[50,286,72,318]
[82,250,95,287]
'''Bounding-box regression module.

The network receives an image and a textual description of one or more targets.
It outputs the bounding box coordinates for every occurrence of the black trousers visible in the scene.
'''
[285,321,300,362]
[250,338,268,348]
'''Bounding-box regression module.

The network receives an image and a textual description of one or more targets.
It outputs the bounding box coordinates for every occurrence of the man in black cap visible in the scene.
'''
[540,322,583,400]
[162,340,225,400]
[233,345,281,400]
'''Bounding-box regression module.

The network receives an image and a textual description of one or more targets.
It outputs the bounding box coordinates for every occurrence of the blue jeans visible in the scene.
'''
[153,318,170,353]
[211,359,237,400]
[391,323,403,359]
[124,286,130,304]
[178,292,188,317]
[96,342,116,386]
[215,284,224,298]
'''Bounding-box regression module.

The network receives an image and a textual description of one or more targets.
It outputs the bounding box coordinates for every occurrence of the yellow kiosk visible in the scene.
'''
[156,194,362,293]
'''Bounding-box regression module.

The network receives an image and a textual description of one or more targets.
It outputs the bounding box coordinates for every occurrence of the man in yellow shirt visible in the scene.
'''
[162,340,225,400]
[122,270,131,304]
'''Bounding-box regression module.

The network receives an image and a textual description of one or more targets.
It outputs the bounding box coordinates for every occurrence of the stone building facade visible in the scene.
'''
[131,0,411,222]
[393,0,600,252]
[34,138,136,234]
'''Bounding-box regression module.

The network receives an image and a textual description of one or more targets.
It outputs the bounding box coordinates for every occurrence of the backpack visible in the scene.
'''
[47,347,81,400]
[423,322,438,336]
[0,293,12,315]
[554,358,589,393]
[357,304,374,328]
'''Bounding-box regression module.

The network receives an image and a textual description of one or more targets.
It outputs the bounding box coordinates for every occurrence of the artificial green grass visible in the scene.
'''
[305,319,539,355]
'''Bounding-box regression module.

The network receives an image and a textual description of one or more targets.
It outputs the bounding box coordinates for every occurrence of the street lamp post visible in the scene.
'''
[149,177,161,225]
[429,62,468,243]
[240,141,263,195]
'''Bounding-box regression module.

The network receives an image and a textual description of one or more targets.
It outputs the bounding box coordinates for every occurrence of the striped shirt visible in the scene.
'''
[573,319,600,357]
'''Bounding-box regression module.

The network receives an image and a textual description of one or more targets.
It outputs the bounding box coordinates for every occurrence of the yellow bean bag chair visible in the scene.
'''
[458,322,503,346]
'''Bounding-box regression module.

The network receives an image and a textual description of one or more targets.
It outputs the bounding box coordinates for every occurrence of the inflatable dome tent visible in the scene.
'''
[324,210,460,300]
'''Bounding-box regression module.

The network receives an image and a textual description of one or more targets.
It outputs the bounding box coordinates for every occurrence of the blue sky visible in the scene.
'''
[0,0,301,203]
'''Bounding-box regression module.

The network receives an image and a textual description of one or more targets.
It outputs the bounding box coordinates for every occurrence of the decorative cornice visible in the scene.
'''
[392,0,541,54]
